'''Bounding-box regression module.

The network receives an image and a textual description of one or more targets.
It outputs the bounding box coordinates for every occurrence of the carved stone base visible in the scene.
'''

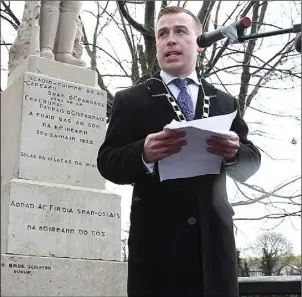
[7,55,97,88]
[1,254,127,296]
[1,179,121,261]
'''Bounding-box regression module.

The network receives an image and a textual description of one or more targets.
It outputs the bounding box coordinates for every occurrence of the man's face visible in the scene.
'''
[156,12,199,78]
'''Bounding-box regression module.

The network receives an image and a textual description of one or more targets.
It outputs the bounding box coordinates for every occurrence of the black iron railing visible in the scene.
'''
[239,276,301,296]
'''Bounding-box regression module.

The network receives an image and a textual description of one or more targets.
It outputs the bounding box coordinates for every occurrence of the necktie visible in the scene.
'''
[172,78,194,121]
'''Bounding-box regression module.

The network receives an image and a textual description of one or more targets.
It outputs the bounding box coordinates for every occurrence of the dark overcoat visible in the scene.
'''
[97,73,261,297]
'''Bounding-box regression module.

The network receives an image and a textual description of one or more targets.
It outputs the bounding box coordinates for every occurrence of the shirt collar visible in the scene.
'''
[160,70,201,86]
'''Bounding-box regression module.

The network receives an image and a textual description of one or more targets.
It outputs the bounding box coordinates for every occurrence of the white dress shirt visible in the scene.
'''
[143,70,201,173]
[160,70,201,113]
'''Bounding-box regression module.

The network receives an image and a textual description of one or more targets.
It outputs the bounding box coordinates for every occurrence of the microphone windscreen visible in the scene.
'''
[239,17,251,29]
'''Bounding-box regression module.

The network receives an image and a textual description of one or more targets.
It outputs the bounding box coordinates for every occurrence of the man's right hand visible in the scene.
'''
[143,130,187,163]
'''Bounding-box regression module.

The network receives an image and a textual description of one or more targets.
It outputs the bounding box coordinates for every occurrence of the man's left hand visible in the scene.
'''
[207,134,240,160]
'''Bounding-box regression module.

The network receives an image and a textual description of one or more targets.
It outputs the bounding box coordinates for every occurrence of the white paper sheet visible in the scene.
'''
[158,110,237,181]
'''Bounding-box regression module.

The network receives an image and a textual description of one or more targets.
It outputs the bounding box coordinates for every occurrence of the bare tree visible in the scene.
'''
[1,1,300,226]
[1,1,300,117]
[87,1,300,120]
[80,1,116,116]
[102,1,301,223]
[250,232,294,276]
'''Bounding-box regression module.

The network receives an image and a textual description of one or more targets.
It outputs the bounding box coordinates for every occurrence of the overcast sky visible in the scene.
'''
[1,1,300,257]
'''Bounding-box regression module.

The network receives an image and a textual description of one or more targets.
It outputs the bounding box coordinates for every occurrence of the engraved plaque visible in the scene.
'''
[5,180,121,260]
[19,73,106,189]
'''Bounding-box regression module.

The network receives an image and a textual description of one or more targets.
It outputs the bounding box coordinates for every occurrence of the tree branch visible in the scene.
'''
[204,0,257,76]
[161,1,167,9]
[231,176,301,207]
[256,146,298,161]
[221,1,242,26]
[246,51,290,109]
[207,1,222,66]
[142,2,158,77]
[0,12,18,30]
[239,0,258,19]
[1,34,9,51]
[234,211,300,221]
[197,1,215,30]
[145,1,155,32]
[91,2,101,70]
[251,39,295,77]
[80,16,93,57]
[94,41,130,77]
[116,0,153,36]
[81,21,114,117]
[1,0,20,29]
[197,1,216,69]
[237,1,262,116]
[204,63,299,79]
[118,4,139,84]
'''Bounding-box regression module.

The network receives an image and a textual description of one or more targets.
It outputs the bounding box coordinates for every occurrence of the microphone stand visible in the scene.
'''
[238,23,301,48]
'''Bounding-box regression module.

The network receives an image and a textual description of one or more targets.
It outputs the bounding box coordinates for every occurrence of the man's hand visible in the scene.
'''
[207,134,240,160]
[143,130,186,163]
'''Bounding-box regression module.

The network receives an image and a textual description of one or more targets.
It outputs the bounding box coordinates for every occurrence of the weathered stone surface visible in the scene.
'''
[3,11,124,294]
[1,75,23,188]
[8,1,85,76]
[8,1,33,75]
[2,72,105,189]
[7,55,97,90]
[1,179,121,260]
[1,254,127,296]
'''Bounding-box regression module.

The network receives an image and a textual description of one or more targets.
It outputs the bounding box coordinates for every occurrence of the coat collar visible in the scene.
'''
[149,72,217,120]
[159,70,201,86]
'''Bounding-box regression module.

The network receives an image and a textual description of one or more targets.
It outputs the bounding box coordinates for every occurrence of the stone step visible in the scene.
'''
[1,254,127,296]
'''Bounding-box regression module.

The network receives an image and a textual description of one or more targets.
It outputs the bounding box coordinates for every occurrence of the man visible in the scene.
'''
[97,6,261,297]
[39,0,85,67]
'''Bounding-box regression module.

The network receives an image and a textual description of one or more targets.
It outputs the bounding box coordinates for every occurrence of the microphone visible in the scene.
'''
[294,32,301,52]
[197,17,252,48]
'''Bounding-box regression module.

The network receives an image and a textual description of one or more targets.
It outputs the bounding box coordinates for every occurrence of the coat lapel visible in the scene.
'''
[147,73,217,121]
[146,72,187,122]
[194,84,205,120]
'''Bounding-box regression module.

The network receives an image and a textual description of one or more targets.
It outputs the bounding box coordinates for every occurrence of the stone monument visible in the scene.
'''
[1,1,127,295]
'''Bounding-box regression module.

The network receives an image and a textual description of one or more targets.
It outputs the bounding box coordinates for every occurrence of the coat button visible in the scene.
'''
[188,217,196,225]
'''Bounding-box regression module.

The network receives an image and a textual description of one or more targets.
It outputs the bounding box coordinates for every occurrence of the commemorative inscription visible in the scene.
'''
[1,254,127,296]
[6,180,121,260]
[19,73,107,189]
[1,261,52,276]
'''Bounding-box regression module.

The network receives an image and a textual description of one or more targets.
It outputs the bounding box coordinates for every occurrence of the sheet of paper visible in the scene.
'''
[158,110,237,181]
